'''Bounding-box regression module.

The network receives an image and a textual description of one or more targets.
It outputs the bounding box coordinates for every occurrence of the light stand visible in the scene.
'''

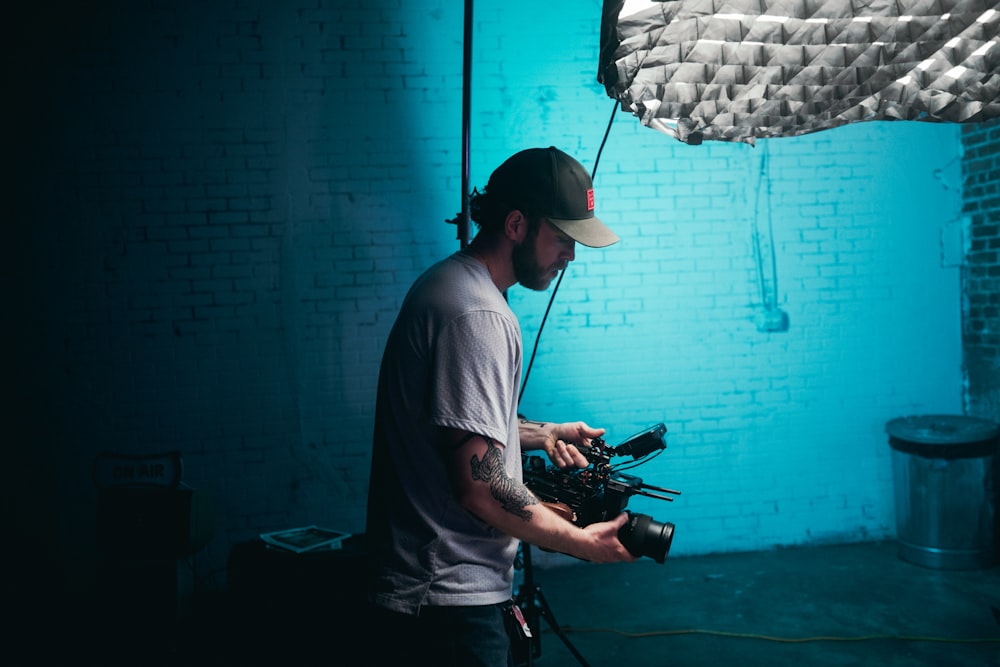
[513,543,591,667]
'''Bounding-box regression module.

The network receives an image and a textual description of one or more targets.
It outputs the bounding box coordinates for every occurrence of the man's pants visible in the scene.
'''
[367,601,514,667]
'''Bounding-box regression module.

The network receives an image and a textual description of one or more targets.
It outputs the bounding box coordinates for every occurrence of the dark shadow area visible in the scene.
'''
[12,535,370,667]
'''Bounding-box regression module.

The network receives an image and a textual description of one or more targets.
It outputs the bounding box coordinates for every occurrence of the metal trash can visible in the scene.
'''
[886,414,999,570]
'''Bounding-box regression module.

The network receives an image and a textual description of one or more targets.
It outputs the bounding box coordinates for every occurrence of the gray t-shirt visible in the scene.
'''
[366,251,523,614]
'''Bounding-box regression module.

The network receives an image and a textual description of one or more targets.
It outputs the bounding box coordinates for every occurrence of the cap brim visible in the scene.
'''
[548,216,620,248]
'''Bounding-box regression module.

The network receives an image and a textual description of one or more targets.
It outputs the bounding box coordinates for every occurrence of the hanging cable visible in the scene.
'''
[520,100,619,403]
[751,148,768,307]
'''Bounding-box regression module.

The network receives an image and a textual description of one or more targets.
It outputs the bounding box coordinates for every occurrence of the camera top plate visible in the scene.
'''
[613,422,667,460]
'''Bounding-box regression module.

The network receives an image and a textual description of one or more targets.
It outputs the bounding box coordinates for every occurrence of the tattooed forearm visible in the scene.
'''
[519,417,547,427]
[470,438,536,521]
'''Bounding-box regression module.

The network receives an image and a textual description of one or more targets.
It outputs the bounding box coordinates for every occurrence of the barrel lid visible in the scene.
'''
[886,414,999,458]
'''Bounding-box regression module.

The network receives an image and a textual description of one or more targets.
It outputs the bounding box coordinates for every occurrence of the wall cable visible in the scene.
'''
[750,142,778,310]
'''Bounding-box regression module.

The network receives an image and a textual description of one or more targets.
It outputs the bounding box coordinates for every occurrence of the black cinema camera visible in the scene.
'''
[521,422,680,563]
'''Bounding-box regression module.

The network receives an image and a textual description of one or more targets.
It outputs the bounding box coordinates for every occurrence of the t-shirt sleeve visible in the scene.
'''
[431,310,520,446]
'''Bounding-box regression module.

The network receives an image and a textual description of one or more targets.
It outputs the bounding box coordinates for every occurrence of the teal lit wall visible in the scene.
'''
[472,3,964,556]
[512,119,963,556]
[9,0,965,595]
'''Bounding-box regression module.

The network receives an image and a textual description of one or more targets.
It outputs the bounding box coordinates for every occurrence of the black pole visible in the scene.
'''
[516,543,591,667]
[519,544,542,665]
[459,0,472,248]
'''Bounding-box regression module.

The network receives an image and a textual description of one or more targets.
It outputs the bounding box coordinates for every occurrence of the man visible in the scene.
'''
[365,146,638,666]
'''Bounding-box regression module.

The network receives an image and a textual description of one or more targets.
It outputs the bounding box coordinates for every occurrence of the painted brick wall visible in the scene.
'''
[960,119,1000,423]
[514,118,964,563]
[11,0,967,595]
[12,0,468,592]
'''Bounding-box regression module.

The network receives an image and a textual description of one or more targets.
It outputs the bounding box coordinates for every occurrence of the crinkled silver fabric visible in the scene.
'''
[599,0,1000,144]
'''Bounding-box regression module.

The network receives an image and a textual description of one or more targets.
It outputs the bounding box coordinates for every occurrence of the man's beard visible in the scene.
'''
[512,232,560,291]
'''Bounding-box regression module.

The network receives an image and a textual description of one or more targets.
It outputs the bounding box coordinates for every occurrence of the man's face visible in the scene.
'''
[513,217,577,291]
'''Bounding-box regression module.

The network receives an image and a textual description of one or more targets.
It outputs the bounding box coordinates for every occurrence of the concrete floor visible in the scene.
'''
[517,540,1000,667]
[19,538,998,666]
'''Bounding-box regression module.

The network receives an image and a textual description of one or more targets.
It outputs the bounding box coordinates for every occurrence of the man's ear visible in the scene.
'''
[504,209,527,243]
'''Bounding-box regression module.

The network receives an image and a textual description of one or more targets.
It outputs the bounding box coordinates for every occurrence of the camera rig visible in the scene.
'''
[521,422,680,563]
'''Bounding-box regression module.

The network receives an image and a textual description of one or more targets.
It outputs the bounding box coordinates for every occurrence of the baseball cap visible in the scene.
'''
[485,146,620,248]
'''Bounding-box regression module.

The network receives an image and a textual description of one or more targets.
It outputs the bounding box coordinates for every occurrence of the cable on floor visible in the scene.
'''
[554,626,1000,644]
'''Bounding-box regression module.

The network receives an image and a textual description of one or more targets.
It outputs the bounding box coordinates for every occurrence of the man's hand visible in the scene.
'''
[545,421,605,469]
[579,512,641,563]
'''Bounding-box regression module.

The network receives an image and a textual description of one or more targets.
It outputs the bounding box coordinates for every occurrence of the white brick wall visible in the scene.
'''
[14,0,965,590]
[513,117,963,557]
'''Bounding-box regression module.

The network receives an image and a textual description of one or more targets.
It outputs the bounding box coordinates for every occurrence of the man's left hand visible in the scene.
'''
[546,422,605,469]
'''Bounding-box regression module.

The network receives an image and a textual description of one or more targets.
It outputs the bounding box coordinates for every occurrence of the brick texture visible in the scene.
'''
[9,1,985,595]
[960,120,1000,422]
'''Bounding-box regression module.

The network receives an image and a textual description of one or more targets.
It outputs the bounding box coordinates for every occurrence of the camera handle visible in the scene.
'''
[514,542,592,667]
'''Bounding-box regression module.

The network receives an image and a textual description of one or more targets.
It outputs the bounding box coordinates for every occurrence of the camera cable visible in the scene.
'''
[552,625,1000,645]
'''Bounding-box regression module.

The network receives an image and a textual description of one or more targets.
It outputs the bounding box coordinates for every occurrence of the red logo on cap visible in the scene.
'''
[586,188,595,212]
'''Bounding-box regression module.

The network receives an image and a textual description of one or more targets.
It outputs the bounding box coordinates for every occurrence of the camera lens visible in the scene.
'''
[618,511,674,563]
